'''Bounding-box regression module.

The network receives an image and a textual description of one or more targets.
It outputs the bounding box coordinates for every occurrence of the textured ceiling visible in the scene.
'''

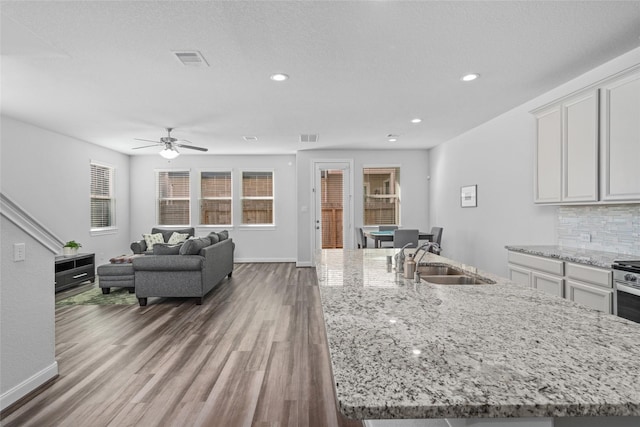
[1,1,639,155]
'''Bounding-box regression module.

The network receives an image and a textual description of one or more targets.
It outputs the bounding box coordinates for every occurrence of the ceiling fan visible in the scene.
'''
[133,127,208,159]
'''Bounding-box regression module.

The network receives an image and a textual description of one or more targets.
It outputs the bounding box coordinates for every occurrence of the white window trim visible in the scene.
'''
[240,169,275,226]
[90,160,117,233]
[155,168,191,226]
[198,169,233,227]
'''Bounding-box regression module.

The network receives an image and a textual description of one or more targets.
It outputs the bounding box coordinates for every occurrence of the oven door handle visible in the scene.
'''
[616,282,640,297]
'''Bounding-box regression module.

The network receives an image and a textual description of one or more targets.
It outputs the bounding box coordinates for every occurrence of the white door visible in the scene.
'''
[313,162,352,251]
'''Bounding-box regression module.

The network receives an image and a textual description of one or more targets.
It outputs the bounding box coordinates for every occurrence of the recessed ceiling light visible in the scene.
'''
[387,134,399,142]
[270,73,289,82]
[411,118,422,124]
[243,136,258,142]
[461,73,480,82]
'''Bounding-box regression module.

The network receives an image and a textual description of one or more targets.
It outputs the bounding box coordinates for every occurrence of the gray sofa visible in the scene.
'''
[132,233,234,306]
[131,227,195,254]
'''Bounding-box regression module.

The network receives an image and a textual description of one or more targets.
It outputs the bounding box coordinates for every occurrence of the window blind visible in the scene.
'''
[242,171,273,224]
[200,171,232,225]
[157,170,190,225]
[363,167,400,226]
[90,163,114,228]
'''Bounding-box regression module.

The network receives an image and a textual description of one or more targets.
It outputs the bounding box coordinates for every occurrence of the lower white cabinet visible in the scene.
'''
[507,251,613,314]
[532,272,564,298]
[565,280,612,314]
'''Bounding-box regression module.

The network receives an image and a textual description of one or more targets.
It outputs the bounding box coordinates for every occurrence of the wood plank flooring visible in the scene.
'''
[2,263,362,427]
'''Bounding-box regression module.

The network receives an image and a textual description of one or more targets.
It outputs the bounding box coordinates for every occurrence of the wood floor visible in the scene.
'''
[2,263,363,427]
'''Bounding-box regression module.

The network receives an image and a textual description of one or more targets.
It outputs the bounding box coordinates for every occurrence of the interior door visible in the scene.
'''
[314,162,352,251]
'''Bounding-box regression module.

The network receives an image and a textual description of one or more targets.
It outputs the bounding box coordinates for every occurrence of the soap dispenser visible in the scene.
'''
[404,253,416,280]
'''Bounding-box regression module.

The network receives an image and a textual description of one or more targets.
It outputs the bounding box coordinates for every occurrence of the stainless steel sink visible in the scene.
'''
[420,275,493,285]
[416,265,462,276]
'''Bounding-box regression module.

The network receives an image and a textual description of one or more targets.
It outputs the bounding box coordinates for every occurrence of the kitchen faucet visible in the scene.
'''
[414,242,441,265]
[394,243,414,274]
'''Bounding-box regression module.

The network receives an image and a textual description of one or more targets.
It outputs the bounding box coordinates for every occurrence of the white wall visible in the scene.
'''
[1,116,131,265]
[429,47,640,276]
[0,218,58,411]
[129,154,297,262]
[296,149,430,266]
[0,115,130,409]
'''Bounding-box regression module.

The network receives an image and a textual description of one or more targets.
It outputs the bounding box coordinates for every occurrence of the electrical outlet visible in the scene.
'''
[14,243,25,262]
[580,233,591,242]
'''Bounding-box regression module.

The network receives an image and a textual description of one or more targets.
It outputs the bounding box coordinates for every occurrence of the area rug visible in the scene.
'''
[56,287,138,306]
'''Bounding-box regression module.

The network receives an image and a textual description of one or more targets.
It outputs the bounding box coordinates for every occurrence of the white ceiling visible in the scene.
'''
[1,1,639,156]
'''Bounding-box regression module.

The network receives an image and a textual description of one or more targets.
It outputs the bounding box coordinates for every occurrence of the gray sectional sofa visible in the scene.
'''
[131,231,234,306]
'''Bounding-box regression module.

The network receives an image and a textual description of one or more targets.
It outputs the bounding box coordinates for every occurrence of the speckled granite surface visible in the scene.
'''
[505,245,639,268]
[315,249,640,420]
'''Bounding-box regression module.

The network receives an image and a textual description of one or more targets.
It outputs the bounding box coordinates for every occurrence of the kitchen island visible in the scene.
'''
[315,249,640,426]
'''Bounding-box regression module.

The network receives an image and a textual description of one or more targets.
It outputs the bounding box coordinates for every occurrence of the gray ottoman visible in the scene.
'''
[97,263,135,294]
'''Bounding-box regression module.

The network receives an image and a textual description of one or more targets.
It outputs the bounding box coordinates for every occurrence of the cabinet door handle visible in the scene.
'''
[73,273,88,279]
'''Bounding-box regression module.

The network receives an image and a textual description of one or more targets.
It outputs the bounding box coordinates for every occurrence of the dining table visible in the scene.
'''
[364,230,433,248]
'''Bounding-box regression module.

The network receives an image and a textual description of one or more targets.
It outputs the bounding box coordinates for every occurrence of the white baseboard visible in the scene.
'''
[234,257,298,263]
[0,361,58,412]
[296,261,314,267]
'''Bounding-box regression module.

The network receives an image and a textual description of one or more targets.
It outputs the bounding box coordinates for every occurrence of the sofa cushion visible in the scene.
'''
[153,243,183,255]
[217,230,229,241]
[142,233,164,249]
[167,232,190,245]
[179,237,211,255]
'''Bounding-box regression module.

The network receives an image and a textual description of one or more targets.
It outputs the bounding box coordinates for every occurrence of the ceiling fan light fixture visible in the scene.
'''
[160,146,180,159]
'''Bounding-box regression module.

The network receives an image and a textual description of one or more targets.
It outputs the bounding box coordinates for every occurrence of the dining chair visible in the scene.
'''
[430,227,443,252]
[357,227,367,249]
[393,229,419,248]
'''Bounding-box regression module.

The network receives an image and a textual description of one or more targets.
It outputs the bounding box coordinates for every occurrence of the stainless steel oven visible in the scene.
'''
[612,260,640,324]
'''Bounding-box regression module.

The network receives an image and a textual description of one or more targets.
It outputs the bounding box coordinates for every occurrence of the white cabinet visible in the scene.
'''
[533,89,599,204]
[507,251,564,298]
[507,251,612,314]
[532,66,640,204]
[534,106,562,203]
[565,262,613,314]
[562,91,599,202]
[601,70,640,201]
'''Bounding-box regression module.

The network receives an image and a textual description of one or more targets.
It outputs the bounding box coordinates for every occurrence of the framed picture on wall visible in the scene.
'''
[461,185,477,208]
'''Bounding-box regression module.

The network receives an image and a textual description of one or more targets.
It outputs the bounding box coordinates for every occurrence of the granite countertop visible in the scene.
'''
[505,245,639,269]
[315,248,640,420]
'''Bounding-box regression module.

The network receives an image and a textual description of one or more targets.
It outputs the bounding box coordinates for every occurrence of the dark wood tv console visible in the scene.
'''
[55,253,95,292]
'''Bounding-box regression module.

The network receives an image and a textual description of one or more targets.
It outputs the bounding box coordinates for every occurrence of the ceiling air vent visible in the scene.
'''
[300,134,319,143]
[243,136,258,142]
[172,50,209,67]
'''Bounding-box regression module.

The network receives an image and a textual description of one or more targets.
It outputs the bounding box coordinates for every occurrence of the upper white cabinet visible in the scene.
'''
[562,91,599,202]
[601,71,640,201]
[532,66,640,205]
[534,106,562,203]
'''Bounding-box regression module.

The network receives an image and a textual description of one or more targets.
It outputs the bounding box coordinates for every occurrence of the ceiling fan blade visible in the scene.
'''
[175,143,208,152]
[176,139,193,144]
[132,144,161,150]
[134,138,162,143]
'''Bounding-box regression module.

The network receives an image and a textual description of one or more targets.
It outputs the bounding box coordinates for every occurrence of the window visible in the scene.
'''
[241,171,273,225]
[157,170,190,225]
[90,162,115,229]
[363,167,400,226]
[200,171,232,226]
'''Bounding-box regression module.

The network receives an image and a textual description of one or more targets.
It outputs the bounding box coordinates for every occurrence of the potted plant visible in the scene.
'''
[63,240,82,256]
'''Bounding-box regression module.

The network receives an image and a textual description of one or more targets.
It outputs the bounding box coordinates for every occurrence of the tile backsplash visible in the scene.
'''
[558,204,640,255]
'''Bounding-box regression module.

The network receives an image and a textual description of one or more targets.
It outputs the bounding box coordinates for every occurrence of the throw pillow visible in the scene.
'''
[207,232,220,244]
[217,230,229,241]
[142,233,164,250]
[153,243,182,255]
[167,232,189,245]
[179,237,212,255]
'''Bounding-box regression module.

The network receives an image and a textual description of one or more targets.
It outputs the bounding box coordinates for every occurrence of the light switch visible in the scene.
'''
[14,243,26,262]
